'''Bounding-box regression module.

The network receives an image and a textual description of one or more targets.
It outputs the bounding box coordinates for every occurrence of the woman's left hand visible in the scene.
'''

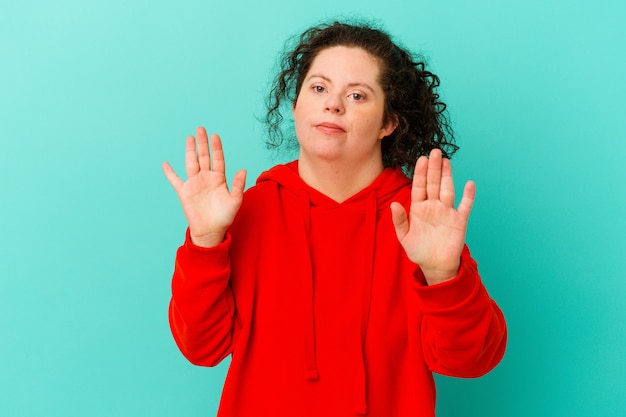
[391,149,475,285]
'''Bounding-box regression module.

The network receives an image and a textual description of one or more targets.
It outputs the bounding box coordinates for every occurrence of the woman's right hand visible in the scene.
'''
[162,127,247,248]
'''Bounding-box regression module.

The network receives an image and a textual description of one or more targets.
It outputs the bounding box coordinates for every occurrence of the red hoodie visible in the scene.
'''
[169,161,507,417]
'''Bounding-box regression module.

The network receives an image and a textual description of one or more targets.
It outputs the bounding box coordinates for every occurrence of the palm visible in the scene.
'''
[391,149,475,284]
[163,127,246,247]
[176,166,240,234]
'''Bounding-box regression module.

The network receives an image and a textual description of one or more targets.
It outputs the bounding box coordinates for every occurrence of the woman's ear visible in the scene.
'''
[379,114,399,139]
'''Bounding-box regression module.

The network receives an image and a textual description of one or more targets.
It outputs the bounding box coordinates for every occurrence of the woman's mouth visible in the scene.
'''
[315,122,346,135]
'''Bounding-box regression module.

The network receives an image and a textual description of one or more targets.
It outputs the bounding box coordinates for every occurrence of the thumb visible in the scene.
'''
[162,161,183,192]
[390,202,409,241]
[230,169,247,200]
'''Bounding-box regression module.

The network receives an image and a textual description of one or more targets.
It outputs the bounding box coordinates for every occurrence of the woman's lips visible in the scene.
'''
[316,122,346,135]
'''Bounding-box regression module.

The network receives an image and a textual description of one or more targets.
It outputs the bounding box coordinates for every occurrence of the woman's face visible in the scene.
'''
[292,46,396,167]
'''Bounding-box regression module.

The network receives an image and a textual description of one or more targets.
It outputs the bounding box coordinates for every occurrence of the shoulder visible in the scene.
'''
[375,167,412,208]
[239,180,279,212]
[241,161,301,206]
[234,164,290,220]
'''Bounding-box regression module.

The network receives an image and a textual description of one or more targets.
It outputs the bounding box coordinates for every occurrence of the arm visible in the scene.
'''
[163,127,246,364]
[169,231,238,366]
[391,149,506,375]
[414,246,507,377]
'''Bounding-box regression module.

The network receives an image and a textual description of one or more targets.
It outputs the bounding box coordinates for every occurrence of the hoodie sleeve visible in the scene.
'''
[168,229,237,367]
[413,246,507,377]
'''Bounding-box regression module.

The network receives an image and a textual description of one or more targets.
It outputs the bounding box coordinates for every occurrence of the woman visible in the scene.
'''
[163,21,506,417]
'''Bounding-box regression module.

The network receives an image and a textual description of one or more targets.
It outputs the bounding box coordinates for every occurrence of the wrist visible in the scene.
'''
[189,230,226,248]
[420,264,460,286]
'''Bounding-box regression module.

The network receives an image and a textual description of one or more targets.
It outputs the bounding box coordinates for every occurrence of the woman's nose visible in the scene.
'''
[324,94,344,114]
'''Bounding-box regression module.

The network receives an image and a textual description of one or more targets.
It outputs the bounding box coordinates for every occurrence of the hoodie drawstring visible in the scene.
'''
[299,192,319,381]
[355,191,377,415]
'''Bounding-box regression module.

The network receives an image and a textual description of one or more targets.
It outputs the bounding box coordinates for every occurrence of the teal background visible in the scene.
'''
[1,0,624,415]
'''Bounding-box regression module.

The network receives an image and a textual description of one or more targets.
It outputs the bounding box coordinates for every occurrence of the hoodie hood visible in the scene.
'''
[256,160,410,209]
[256,161,410,415]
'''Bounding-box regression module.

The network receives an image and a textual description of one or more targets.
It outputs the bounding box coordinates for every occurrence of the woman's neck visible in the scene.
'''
[297,155,384,203]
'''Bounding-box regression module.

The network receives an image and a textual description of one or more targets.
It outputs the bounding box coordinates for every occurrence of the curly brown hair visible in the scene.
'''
[265,20,458,177]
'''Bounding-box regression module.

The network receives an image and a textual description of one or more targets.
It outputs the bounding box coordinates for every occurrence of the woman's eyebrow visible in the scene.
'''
[306,74,376,93]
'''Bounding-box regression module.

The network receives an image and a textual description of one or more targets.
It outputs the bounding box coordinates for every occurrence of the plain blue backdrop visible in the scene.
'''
[1,0,624,416]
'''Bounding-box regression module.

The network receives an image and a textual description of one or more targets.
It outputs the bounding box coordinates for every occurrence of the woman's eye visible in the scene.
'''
[313,85,325,93]
[351,93,364,101]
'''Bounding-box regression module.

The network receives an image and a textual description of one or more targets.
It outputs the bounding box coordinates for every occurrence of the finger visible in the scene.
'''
[185,136,199,178]
[440,158,455,207]
[457,180,476,221]
[209,134,226,174]
[196,127,210,171]
[426,148,442,200]
[411,156,428,202]
[390,202,409,241]
[230,169,247,200]
[162,161,184,192]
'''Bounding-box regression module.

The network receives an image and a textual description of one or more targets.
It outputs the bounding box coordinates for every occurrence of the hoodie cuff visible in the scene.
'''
[413,246,480,312]
[177,228,232,275]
